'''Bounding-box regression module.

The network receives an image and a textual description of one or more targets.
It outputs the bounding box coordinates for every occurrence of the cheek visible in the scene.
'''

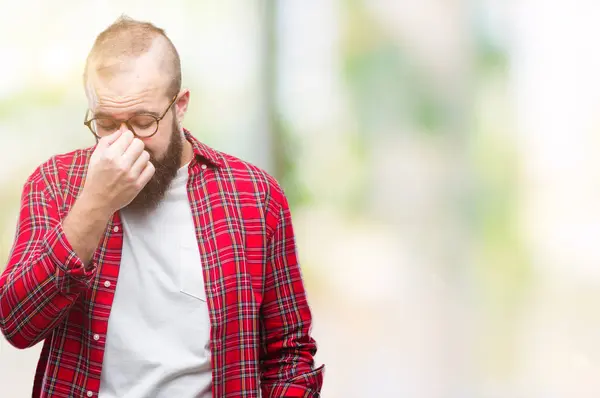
[144,128,170,158]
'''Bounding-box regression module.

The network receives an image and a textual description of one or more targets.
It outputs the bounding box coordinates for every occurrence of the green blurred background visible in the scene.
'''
[3,0,600,397]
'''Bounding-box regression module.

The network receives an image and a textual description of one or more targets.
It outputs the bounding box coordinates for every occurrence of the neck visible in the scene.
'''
[180,139,194,167]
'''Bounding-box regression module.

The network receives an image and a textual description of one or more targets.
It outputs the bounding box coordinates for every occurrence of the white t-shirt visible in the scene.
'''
[98,163,212,398]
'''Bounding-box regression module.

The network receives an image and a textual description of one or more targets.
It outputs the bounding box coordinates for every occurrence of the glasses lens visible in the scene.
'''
[92,118,119,137]
[89,115,159,137]
[129,115,158,137]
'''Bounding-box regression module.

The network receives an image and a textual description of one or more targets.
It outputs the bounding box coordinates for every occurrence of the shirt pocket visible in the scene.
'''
[178,241,207,302]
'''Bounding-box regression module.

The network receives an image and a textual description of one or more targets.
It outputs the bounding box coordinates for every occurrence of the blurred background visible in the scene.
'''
[2,0,600,396]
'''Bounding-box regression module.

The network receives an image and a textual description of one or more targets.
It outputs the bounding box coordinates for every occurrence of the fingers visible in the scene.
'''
[130,150,150,177]
[106,130,135,157]
[96,130,123,150]
[136,161,155,189]
[122,138,146,168]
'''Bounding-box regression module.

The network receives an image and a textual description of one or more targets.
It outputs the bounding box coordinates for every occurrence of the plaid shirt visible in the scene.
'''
[0,131,323,398]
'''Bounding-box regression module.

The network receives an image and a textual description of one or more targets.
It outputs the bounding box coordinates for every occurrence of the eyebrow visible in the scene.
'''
[92,109,161,119]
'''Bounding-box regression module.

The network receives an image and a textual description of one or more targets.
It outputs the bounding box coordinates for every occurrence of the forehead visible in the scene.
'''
[87,57,170,115]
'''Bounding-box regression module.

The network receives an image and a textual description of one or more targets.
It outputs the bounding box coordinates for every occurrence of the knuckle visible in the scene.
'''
[117,162,129,173]
[99,135,112,144]
[99,153,115,166]
[125,171,137,182]
[134,180,146,191]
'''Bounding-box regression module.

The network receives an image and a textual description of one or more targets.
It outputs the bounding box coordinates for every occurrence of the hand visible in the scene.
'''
[81,130,155,213]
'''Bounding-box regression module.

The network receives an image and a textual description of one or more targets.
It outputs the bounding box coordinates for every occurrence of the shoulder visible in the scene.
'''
[187,131,286,206]
[209,148,288,215]
[220,152,282,193]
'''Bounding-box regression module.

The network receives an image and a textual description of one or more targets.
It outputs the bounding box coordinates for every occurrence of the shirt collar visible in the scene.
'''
[183,128,222,168]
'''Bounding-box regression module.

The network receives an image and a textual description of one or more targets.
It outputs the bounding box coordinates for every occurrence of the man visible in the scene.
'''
[0,16,323,398]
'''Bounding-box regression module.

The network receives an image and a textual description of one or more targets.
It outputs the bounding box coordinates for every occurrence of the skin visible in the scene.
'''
[63,37,193,265]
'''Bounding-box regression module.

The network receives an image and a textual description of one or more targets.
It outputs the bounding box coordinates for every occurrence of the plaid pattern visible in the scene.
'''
[0,130,323,397]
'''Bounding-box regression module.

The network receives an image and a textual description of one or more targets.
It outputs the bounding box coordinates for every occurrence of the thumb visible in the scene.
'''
[96,130,123,150]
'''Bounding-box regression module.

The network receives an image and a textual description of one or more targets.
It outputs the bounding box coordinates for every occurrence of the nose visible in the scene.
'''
[118,121,135,135]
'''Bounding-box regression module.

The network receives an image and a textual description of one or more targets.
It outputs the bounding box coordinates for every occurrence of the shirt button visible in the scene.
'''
[93,334,100,341]
[104,281,111,288]
[113,226,119,233]
[87,391,93,397]
[201,164,207,170]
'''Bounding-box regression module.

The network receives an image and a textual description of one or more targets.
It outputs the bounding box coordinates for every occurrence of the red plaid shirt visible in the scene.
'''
[0,131,323,397]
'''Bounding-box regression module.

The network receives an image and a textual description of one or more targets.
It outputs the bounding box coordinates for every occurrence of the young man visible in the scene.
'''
[0,16,323,398]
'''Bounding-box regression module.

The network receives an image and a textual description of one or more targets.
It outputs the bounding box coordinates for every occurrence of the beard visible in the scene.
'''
[125,116,183,213]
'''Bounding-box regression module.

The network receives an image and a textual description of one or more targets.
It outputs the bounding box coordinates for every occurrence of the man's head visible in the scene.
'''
[84,16,191,212]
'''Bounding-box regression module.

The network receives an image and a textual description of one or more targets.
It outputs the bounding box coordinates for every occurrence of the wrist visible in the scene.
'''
[77,190,114,220]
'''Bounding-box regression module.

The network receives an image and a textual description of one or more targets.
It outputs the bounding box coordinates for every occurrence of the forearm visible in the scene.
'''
[0,259,79,349]
[0,188,106,349]
[62,192,113,266]
[0,221,99,348]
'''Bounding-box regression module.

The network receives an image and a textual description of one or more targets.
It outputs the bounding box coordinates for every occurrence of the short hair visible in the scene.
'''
[84,15,181,99]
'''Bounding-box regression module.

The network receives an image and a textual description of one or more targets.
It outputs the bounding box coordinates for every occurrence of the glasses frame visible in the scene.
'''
[84,94,178,140]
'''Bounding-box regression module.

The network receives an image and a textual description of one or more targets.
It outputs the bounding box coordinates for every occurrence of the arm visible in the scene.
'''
[0,172,111,349]
[0,132,150,349]
[260,189,324,397]
[63,190,115,265]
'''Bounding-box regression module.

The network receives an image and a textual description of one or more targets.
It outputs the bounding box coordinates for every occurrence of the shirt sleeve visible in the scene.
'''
[0,172,97,349]
[260,187,324,397]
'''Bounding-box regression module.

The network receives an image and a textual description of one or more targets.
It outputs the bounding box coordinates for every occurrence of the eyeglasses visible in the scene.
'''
[84,95,178,139]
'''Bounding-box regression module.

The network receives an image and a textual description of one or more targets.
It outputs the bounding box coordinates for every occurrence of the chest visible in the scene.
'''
[89,175,268,325]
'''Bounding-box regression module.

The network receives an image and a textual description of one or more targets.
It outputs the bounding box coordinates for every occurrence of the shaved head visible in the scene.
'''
[84,15,181,100]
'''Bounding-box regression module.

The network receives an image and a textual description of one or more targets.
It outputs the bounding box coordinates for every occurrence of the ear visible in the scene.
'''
[175,89,190,124]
